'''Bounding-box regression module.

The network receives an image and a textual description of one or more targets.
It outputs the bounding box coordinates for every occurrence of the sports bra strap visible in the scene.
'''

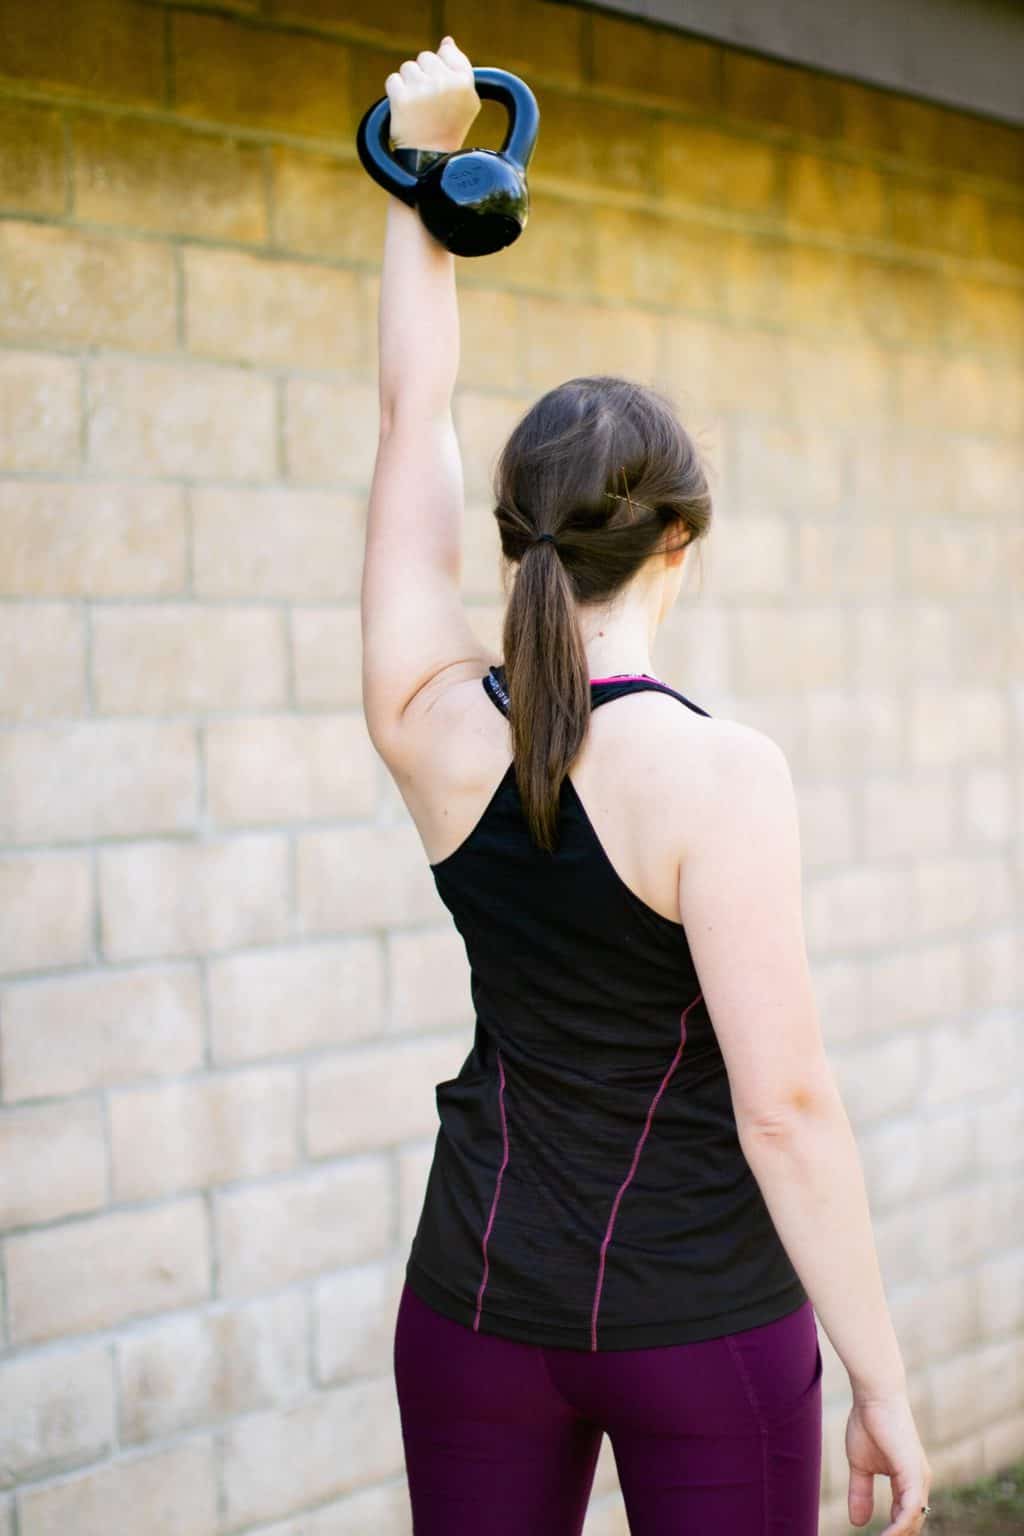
[482,666,711,720]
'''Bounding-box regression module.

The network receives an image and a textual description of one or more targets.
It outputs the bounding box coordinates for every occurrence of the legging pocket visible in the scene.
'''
[724,1301,823,1431]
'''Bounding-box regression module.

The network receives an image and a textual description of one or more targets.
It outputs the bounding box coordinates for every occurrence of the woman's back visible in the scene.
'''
[405,666,809,1351]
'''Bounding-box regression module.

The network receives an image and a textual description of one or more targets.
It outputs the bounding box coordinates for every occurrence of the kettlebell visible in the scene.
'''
[355,66,540,258]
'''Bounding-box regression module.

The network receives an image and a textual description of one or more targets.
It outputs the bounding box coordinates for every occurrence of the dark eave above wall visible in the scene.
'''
[546,0,1024,128]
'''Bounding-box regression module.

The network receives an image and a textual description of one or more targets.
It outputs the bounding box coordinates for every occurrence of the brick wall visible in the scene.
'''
[0,2,1021,1532]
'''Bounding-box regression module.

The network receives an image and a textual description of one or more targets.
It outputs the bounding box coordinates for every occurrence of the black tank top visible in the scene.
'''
[405,666,808,1350]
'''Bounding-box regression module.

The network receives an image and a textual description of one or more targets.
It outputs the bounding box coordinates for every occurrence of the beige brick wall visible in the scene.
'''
[0,3,1021,1532]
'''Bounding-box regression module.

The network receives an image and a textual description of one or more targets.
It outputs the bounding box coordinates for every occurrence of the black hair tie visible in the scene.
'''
[530,531,557,547]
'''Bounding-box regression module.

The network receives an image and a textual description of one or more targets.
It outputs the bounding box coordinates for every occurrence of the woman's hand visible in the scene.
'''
[386,37,481,156]
[846,1388,932,1536]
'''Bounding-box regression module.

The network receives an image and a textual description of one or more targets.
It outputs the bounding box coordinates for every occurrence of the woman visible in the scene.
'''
[360,36,932,1536]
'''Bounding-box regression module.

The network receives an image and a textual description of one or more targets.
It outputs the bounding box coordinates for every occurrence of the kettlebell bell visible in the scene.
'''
[355,66,540,258]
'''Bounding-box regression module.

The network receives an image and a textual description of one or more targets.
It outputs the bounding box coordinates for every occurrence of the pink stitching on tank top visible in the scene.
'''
[589,989,703,1352]
[473,1047,509,1332]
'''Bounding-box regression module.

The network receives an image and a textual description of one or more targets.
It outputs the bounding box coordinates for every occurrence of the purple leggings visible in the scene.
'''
[394,1281,823,1535]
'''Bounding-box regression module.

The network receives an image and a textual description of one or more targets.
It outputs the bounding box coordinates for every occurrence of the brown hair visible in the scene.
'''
[492,374,713,855]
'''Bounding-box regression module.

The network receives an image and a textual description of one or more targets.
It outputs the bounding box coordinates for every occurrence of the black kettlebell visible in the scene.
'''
[355,66,540,258]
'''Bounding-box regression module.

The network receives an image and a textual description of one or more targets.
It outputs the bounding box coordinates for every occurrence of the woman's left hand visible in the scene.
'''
[386,37,481,155]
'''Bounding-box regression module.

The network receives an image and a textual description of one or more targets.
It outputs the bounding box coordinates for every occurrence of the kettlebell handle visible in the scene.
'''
[356,66,539,209]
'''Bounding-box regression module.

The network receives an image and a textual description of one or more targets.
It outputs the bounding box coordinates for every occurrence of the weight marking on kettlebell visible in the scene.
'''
[447,164,486,192]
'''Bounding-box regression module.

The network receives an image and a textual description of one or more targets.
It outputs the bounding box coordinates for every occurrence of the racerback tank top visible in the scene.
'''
[405,665,808,1350]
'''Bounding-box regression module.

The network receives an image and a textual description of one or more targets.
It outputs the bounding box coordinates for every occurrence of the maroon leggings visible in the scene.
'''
[394,1281,823,1535]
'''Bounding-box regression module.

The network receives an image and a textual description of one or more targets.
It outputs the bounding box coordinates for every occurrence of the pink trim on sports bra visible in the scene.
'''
[589,672,664,685]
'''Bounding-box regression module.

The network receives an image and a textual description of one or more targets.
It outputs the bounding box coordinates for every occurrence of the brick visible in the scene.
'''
[220,1375,401,1528]
[92,605,288,714]
[315,1257,402,1383]
[989,197,1024,268]
[388,926,472,1034]
[0,481,187,597]
[851,425,956,521]
[521,295,659,392]
[831,1034,922,1125]
[660,121,782,217]
[908,686,1005,767]
[704,513,790,596]
[481,189,596,298]
[245,1482,411,1536]
[282,375,379,486]
[858,1119,926,1212]
[0,0,164,108]
[292,607,363,709]
[932,1341,1018,1442]
[0,603,85,719]
[897,351,1022,438]
[839,80,946,165]
[592,207,725,315]
[208,938,384,1061]
[783,149,886,240]
[0,99,64,214]
[306,1033,466,1156]
[848,254,945,348]
[591,13,718,111]
[978,1250,1024,1338]
[111,1066,298,1200]
[119,1292,307,1445]
[0,351,79,471]
[1,721,197,845]
[0,963,202,1102]
[207,714,377,826]
[798,522,898,596]
[74,111,267,242]
[268,0,430,40]
[6,1197,210,1345]
[888,175,991,261]
[792,781,855,867]
[982,1415,1024,1479]
[452,391,530,498]
[532,86,657,197]
[17,1440,218,1536]
[966,928,1018,1009]
[397,1139,432,1245]
[98,834,290,961]
[0,853,92,976]
[804,864,914,952]
[927,1013,1019,1112]
[863,775,955,859]
[173,12,350,138]
[456,287,524,390]
[913,854,1013,937]
[0,222,176,351]
[184,246,364,371]
[940,274,1024,359]
[86,357,275,479]
[297,823,441,933]
[0,1098,106,1228]
[976,1090,1024,1171]
[661,316,789,420]
[0,1342,113,1487]
[888,1272,977,1375]
[961,767,1012,846]
[269,145,387,263]
[864,941,966,1032]
[722,50,841,140]
[731,607,844,693]
[718,233,791,331]
[789,334,893,427]
[442,0,583,86]
[214,1158,391,1297]
[193,487,364,598]
[801,688,904,776]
